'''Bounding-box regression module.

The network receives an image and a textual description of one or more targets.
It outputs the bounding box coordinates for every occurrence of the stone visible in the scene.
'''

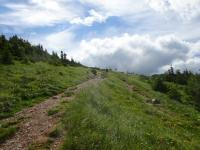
[151,98,160,104]
[52,96,59,99]
[146,98,161,105]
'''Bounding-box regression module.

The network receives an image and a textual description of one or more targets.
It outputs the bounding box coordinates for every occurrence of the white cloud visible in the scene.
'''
[0,0,82,27]
[148,0,200,20]
[147,0,170,12]
[31,29,76,55]
[71,34,200,74]
[70,9,108,26]
[79,0,147,17]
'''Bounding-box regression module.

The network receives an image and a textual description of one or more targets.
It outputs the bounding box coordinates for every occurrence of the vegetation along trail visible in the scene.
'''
[0,76,103,150]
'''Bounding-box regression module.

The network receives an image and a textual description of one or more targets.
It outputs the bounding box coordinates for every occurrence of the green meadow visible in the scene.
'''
[62,72,200,150]
[0,62,200,149]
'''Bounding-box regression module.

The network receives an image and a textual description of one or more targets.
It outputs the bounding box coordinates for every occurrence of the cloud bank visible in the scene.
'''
[148,0,200,20]
[75,34,200,74]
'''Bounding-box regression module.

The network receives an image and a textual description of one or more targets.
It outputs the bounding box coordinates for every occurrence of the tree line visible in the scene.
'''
[0,35,82,66]
[151,66,200,109]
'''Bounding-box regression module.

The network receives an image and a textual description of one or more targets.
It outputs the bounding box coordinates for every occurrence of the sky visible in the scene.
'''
[0,0,200,74]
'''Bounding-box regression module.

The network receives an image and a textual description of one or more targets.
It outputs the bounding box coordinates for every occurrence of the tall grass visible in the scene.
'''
[62,72,200,150]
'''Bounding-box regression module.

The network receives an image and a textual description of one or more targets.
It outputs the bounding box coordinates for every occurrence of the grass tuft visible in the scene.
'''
[0,121,19,143]
[47,108,59,116]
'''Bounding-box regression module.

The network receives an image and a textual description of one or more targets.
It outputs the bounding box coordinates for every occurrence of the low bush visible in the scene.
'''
[167,87,181,101]
[187,77,200,107]
[152,78,167,93]
[91,69,97,76]
[0,96,19,113]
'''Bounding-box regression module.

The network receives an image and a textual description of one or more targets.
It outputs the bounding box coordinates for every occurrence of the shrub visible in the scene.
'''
[167,87,181,101]
[187,77,200,107]
[152,78,167,93]
[91,69,97,76]
[21,57,30,64]
[0,96,19,113]
[1,50,13,65]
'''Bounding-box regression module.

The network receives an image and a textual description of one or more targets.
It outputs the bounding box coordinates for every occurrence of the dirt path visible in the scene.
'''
[0,77,103,150]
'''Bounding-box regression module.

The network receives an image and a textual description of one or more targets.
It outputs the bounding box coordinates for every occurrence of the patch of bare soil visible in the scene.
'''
[0,77,103,150]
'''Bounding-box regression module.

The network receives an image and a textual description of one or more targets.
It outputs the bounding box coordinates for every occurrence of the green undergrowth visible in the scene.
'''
[0,62,90,119]
[62,72,200,150]
[0,120,20,143]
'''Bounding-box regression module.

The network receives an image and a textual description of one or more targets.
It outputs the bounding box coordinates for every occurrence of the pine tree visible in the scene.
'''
[64,53,67,60]
[61,51,64,60]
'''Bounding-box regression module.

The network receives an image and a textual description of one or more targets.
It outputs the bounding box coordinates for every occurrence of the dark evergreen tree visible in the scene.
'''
[9,35,24,59]
[61,51,64,60]
[1,49,13,64]
[64,53,67,60]
[169,65,174,75]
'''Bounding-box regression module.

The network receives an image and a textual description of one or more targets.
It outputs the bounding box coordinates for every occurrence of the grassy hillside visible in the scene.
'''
[1,61,200,149]
[62,72,200,149]
[0,62,90,119]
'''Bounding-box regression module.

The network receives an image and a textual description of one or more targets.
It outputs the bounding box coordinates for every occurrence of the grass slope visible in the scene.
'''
[0,62,90,119]
[0,62,90,143]
[62,72,200,150]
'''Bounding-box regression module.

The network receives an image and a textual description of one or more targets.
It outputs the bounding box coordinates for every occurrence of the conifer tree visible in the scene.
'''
[61,51,64,60]
[64,53,67,60]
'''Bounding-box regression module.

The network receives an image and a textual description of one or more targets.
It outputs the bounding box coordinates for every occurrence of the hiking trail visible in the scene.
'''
[0,77,103,150]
